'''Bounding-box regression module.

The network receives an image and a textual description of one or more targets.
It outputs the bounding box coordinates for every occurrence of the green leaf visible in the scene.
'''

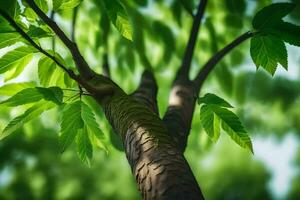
[250,35,287,75]
[59,101,84,152]
[0,87,63,106]
[34,0,48,13]
[0,82,36,96]
[0,33,21,49]
[200,104,253,153]
[266,21,300,47]
[76,126,93,165]
[252,3,296,29]
[4,53,33,81]
[200,105,220,142]
[27,25,53,38]
[0,0,21,19]
[0,101,55,139]
[38,55,74,88]
[179,0,194,16]
[81,101,105,142]
[198,93,233,108]
[0,46,36,75]
[0,17,15,33]
[212,106,253,153]
[53,0,82,10]
[103,0,133,41]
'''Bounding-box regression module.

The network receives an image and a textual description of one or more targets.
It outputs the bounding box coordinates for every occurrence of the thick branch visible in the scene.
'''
[163,0,207,151]
[177,0,208,78]
[132,70,159,114]
[194,31,254,91]
[25,0,95,80]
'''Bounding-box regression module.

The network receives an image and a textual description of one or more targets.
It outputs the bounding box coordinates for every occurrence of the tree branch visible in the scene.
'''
[164,29,254,151]
[162,0,208,151]
[193,31,254,91]
[102,53,111,78]
[71,6,78,42]
[25,0,95,80]
[0,9,114,98]
[0,9,75,79]
[177,0,208,78]
[132,70,159,114]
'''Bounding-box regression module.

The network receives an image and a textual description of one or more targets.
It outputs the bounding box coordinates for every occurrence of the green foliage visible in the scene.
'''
[250,3,298,75]
[0,87,63,106]
[0,46,36,76]
[199,93,253,153]
[0,33,21,49]
[0,101,56,139]
[0,0,20,19]
[198,93,233,108]
[38,54,74,88]
[250,35,287,75]
[0,82,36,96]
[59,100,106,163]
[53,0,83,11]
[102,0,133,41]
[252,3,295,29]
[59,101,84,152]
[0,86,63,139]
[266,21,300,47]
[76,126,93,165]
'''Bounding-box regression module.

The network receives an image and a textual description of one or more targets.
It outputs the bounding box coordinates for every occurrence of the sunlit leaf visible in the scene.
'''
[198,93,233,108]
[59,100,84,152]
[76,126,93,165]
[38,55,74,88]
[200,105,220,142]
[199,94,253,153]
[0,46,36,75]
[0,33,21,49]
[250,35,287,75]
[0,100,56,139]
[103,0,133,41]
[0,87,63,106]
[81,101,105,142]
[4,53,33,81]
[0,82,36,96]
[53,0,82,11]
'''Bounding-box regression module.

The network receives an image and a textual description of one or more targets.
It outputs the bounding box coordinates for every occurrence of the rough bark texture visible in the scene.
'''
[163,77,197,152]
[132,70,159,115]
[97,92,204,200]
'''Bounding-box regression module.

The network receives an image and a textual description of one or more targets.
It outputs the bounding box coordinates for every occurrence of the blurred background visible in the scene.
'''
[1,0,300,199]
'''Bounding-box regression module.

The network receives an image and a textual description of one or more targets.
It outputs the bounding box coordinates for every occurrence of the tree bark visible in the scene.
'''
[94,90,204,200]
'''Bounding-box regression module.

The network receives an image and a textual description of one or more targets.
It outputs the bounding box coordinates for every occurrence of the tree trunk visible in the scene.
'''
[96,91,204,200]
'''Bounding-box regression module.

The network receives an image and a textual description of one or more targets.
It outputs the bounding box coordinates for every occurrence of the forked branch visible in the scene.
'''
[163,0,208,151]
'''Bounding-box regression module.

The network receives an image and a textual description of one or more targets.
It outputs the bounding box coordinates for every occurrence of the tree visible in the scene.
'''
[0,0,299,199]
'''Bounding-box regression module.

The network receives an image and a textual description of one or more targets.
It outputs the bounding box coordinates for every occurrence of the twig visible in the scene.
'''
[193,31,254,91]
[25,0,95,80]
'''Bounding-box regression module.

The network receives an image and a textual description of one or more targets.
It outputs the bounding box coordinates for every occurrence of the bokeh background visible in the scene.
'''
[1,0,300,199]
